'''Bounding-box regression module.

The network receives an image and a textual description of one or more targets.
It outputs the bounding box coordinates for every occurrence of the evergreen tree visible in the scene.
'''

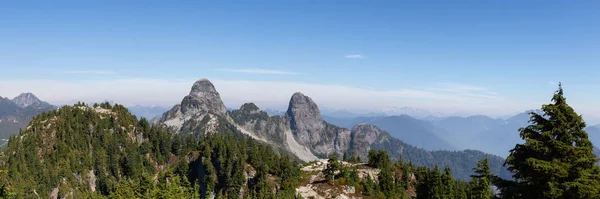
[470,157,492,199]
[348,167,360,187]
[343,152,348,162]
[109,179,136,199]
[415,166,430,199]
[378,163,396,198]
[202,157,218,198]
[368,150,391,169]
[427,165,443,199]
[362,176,377,196]
[441,167,454,199]
[324,154,341,183]
[225,158,244,199]
[501,84,600,199]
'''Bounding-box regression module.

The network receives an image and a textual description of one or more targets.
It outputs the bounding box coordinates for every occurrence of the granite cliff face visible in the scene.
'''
[286,92,326,146]
[285,92,351,157]
[156,78,512,180]
[182,79,228,117]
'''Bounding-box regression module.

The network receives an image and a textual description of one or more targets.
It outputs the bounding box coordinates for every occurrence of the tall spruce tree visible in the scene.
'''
[441,167,454,199]
[428,165,443,199]
[378,162,395,198]
[501,83,600,198]
[471,157,493,199]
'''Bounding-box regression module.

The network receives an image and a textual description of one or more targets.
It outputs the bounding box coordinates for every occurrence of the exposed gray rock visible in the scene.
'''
[231,103,318,161]
[50,187,59,199]
[286,92,326,147]
[158,79,229,132]
[232,103,287,144]
[349,124,388,161]
[182,79,228,117]
[283,93,353,158]
[12,93,41,108]
[155,78,513,180]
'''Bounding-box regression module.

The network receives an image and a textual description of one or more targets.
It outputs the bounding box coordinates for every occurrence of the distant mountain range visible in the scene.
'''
[0,93,55,138]
[126,105,169,120]
[323,115,456,151]
[324,109,600,158]
[587,125,600,148]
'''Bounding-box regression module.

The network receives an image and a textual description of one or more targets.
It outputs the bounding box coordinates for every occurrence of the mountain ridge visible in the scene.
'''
[0,93,56,138]
[156,78,512,180]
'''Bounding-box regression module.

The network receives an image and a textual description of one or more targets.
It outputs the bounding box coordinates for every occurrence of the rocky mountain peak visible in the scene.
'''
[180,79,227,116]
[286,92,323,121]
[12,93,41,108]
[189,78,218,97]
[285,92,326,147]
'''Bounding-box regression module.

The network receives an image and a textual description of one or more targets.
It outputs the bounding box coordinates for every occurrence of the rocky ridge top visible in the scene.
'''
[155,78,512,180]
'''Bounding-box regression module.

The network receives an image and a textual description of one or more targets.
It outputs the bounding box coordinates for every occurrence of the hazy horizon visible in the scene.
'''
[2,1,599,120]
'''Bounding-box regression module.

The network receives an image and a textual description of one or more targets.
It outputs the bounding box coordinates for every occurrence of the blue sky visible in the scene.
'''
[1,1,599,120]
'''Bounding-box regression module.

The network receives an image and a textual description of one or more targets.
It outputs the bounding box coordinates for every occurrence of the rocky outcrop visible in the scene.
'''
[231,102,318,161]
[285,93,352,157]
[349,124,390,161]
[297,159,378,199]
[155,78,512,180]
[286,92,326,146]
[158,79,387,161]
[231,103,288,143]
[158,79,229,133]
[182,79,228,117]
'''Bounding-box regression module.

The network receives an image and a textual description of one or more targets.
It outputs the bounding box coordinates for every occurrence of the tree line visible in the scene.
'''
[1,84,599,199]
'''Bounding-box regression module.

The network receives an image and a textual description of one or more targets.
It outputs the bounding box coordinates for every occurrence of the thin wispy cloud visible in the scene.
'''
[64,70,117,75]
[344,54,365,59]
[434,83,488,92]
[215,68,298,75]
[426,83,499,99]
